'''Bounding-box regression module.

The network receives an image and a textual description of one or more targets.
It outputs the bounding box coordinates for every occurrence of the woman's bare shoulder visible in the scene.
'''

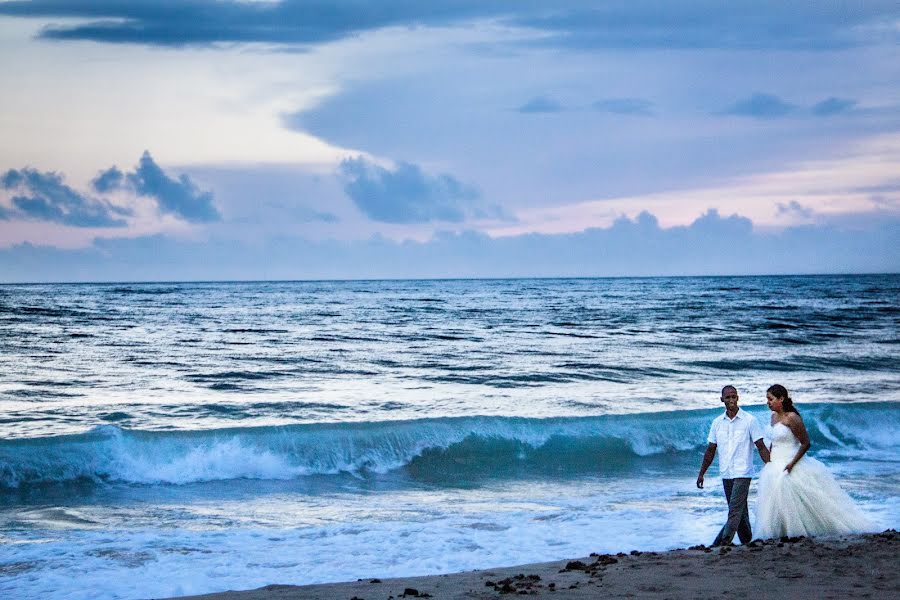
[784,412,803,424]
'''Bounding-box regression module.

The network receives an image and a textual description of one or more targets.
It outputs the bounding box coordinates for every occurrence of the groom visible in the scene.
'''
[696,385,770,546]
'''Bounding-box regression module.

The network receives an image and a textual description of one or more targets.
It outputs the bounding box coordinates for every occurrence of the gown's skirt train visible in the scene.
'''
[755,423,874,539]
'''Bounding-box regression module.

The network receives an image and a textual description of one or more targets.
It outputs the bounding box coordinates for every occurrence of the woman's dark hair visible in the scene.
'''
[767,384,799,415]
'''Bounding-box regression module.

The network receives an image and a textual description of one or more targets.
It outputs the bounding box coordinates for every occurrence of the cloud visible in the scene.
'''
[1,1,896,51]
[510,4,900,51]
[0,167,131,227]
[812,97,857,116]
[683,208,753,236]
[0,0,497,48]
[592,98,654,116]
[91,166,124,193]
[126,151,220,223]
[777,200,814,219]
[1,154,220,227]
[338,157,484,224]
[2,209,897,282]
[724,93,797,118]
[723,94,861,120]
[287,206,340,224]
[517,96,564,113]
[855,180,900,195]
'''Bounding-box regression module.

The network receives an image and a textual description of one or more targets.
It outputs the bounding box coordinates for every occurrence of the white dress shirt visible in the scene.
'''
[707,408,764,479]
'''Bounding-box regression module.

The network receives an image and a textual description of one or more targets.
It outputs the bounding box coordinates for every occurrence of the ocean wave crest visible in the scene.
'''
[0,403,895,488]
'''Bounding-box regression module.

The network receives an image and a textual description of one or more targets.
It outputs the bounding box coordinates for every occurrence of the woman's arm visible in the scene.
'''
[784,414,811,473]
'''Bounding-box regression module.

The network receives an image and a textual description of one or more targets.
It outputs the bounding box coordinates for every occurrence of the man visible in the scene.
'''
[697,385,770,546]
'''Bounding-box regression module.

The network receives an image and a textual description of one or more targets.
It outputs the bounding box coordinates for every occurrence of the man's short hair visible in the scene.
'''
[721,385,738,397]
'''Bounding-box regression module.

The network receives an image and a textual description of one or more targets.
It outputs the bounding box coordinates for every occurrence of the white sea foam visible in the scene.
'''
[2,469,894,600]
[1,403,894,487]
[0,477,746,600]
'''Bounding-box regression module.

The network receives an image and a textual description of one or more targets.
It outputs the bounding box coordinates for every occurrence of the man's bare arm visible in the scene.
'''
[755,438,770,463]
[697,442,716,488]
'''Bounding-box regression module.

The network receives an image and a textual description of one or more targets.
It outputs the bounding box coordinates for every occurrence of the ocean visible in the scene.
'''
[1,275,898,599]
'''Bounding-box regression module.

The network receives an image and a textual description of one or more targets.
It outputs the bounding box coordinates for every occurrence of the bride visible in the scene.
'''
[754,384,874,539]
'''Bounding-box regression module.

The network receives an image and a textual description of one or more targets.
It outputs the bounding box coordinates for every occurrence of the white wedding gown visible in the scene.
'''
[754,422,874,539]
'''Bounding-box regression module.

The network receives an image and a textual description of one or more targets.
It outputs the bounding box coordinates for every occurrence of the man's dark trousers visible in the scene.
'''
[713,477,752,546]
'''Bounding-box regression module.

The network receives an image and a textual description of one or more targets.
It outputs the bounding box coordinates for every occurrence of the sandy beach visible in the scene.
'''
[164,530,898,600]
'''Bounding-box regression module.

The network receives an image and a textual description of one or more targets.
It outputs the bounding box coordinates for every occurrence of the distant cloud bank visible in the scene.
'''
[2,209,896,282]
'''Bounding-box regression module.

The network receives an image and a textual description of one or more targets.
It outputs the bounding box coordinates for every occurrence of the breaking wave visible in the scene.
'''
[1,402,895,488]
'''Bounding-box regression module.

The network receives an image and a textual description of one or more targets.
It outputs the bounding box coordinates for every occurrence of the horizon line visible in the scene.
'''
[2,271,898,286]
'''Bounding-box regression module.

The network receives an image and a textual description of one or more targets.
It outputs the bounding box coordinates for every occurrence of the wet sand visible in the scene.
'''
[162,530,898,600]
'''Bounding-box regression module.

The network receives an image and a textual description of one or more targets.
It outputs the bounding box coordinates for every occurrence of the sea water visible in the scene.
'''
[1,276,898,599]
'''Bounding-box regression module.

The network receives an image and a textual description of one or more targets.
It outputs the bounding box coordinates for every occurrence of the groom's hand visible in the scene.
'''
[696,474,704,489]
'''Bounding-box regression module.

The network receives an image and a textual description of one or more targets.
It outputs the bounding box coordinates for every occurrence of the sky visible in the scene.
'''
[0,0,899,281]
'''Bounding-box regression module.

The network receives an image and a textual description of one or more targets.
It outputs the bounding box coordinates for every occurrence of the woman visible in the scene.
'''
[754,384,874,539]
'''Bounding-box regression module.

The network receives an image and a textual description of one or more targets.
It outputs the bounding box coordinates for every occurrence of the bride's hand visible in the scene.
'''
[784,463,794,474]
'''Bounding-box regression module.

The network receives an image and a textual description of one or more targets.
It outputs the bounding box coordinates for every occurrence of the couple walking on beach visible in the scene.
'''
[696,384,873,546]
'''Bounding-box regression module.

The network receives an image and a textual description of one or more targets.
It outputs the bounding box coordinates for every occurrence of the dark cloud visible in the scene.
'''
[1,170,24,188]
[1,155,220,226]
[91,166,124,193]
[517,96,564,113]
[592,98,654,116]
[812,97,857,116]
[777,201,814,219]
[0,0,498,48]
[338,157,481,224]
[2,209,897,282]
[0,167,131,227]
[127,151,220,223]
[0,1,895,51]
[724,93,797,118]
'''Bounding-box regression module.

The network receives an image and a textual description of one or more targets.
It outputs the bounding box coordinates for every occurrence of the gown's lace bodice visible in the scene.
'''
[768,422,801,463]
